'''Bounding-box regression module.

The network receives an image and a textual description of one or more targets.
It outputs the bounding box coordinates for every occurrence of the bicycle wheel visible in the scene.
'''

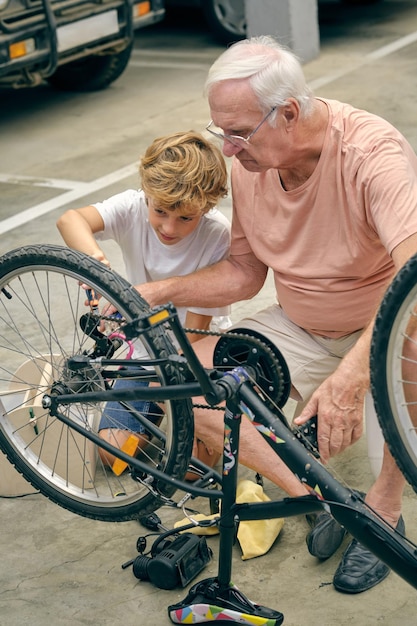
[0,244,194,521]
[371,253,417,492]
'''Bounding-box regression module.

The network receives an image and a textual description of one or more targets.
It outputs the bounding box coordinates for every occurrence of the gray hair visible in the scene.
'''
[204,35,314,120]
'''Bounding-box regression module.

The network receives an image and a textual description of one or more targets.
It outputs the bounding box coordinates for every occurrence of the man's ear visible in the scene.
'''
[282,99,300,128]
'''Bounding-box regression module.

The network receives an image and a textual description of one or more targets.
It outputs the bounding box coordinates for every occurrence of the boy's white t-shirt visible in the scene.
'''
[93,188,231,328]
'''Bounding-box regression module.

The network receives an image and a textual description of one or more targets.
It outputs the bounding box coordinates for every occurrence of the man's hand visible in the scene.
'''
[294,336,371,463]
[295,374,364,463]
[294,321,373,463]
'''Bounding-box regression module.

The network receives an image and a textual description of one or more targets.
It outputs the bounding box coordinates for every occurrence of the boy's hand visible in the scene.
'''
[90,252,111,268]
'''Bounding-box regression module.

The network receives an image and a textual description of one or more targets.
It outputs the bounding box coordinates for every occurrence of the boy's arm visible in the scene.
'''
[56,206,110,267]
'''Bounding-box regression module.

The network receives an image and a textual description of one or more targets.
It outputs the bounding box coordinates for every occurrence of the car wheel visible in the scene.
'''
[47,43,133,92]
[201,0,246,45]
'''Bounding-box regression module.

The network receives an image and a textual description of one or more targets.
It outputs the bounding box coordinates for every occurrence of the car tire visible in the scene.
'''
[47,43,133,92]
[201,0,246,45]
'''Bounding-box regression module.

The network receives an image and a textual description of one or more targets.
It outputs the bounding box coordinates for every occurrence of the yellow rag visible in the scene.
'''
[173,479,284,560]
[235,479,285,560]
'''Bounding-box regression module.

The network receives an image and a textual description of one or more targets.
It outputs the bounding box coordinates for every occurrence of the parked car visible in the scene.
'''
[0,0,165,91]
[167,0,382,45]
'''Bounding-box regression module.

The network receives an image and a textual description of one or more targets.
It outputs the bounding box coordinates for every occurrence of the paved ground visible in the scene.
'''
[1,1,417,625]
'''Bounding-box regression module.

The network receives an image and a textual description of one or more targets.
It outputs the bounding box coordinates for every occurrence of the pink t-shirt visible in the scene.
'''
[231,99,417,337]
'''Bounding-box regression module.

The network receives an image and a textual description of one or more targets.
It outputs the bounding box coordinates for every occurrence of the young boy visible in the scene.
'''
[57,130,231,479]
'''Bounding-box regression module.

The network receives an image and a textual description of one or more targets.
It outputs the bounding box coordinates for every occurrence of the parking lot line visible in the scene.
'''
[310,28,417,90]
[129,59,210,70]
[0,173,82,190]
[0,163,138,236]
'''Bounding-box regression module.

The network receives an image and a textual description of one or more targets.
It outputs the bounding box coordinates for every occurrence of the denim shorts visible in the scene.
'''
[98,376,163,434]
[231,303,362,402]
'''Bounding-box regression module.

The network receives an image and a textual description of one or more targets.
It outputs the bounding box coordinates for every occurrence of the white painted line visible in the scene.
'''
[0,162,139,236]
[131,49,218,60]
[129,59,210,70]
[366,30,417,59]
[0,173,81,190]
[309,29,417,91]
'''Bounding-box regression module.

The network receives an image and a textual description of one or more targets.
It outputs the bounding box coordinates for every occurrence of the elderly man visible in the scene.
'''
[137,36,417,593]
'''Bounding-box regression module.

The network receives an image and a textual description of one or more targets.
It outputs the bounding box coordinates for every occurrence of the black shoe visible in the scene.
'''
[333,515,405,594]
[306,510,348,560]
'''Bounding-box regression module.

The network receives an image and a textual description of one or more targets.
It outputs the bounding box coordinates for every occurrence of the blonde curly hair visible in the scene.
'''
[139,130,228,215]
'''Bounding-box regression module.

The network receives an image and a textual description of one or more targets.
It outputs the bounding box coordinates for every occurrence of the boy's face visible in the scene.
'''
[146,197,203,246]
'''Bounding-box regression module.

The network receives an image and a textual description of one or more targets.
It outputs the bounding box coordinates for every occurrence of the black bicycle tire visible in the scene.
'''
[0,244,194,521]
[370,253,417,493]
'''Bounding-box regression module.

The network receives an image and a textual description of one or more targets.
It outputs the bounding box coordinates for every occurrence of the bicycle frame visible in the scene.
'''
[42,303,417,621]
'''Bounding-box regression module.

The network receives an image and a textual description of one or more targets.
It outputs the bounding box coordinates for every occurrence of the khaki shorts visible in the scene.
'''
[231,304,362,403]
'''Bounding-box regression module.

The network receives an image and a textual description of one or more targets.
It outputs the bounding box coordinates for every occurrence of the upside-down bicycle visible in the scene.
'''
[0,244,417,625]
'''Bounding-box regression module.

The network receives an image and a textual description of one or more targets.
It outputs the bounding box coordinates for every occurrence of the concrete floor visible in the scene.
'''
[1,1,417,625]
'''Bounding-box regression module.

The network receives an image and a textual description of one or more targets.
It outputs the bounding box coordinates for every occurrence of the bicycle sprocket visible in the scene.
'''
[212,327,291,410]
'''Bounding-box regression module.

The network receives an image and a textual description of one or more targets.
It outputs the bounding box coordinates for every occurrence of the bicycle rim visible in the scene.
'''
[371,253,417,493]
[0,245,193,521]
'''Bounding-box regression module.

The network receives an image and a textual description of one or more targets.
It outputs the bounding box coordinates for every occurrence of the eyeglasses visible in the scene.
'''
[205,106,277,147]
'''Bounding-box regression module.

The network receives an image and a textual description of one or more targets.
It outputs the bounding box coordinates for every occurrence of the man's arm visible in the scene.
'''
[294,232,417,463]
[136,252,268,310]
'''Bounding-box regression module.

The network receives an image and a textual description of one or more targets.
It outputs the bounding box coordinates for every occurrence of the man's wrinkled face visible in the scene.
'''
[207,80,290,172]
